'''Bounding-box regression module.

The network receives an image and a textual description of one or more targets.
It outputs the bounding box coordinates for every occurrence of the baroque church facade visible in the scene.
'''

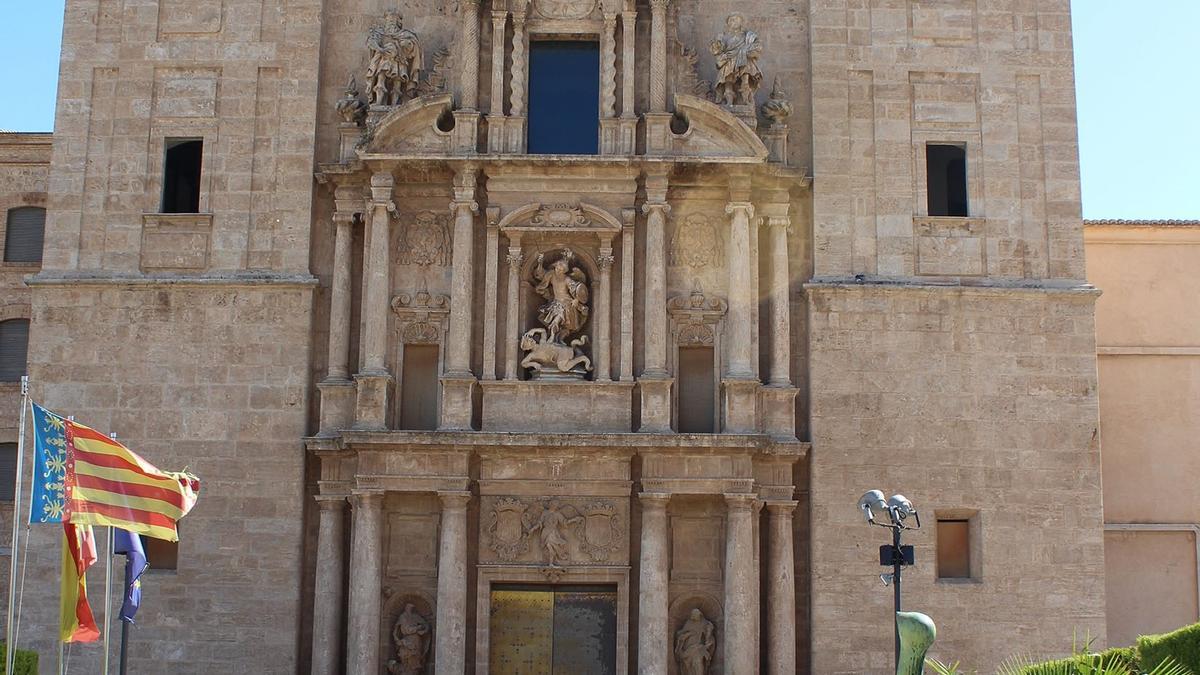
[6,0,1105,673]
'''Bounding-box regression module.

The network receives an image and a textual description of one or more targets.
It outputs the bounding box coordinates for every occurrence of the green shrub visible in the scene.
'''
[0,643,39,675]
[1139,623,1200,673]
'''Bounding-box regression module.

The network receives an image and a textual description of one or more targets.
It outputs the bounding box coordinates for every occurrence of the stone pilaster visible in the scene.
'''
[346,492,383,675]
[619,209,636,382]
[434,491,472,674]
[723,494,759,675]
[766,216,792,386]
[487,10,508,153]
[596,243,614,381]
[319,191,359,435]
[504,237,524,380]
[723,193,759,433]
[640,173,673,432]
[637,493,671,674]
[483,207,501,380]
[621,8,637,119]
[355,173,395,430]
[766,501,798,675]
[442,167,479,430]
[311,496,346,675]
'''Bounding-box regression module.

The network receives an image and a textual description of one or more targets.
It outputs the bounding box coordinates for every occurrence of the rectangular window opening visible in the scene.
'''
[161,138,203,214]
[0,443,16,501]
[677,346,716,433]
[936,518,972,579]
[527,40,600,155]
[927,143,968,217]
[400,344,440,431]
[142,533,179,571]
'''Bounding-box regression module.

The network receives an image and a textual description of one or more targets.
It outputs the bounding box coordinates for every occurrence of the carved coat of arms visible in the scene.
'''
[486,497,531,561]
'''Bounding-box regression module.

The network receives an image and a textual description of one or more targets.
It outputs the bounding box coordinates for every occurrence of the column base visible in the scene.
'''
[317,378,356,436]
[638,375,674,433]
[439,374,476,431]
[452,110,482,154]
[760,385,798,441]
[722,378,760,434]
[353,372,393,431]
[643,112,675,156]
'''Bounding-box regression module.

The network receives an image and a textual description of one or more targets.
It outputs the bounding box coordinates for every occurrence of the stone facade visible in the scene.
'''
[0,0,1111,673]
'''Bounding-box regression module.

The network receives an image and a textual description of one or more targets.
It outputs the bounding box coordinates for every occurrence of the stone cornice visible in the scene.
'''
[26,271,319,288]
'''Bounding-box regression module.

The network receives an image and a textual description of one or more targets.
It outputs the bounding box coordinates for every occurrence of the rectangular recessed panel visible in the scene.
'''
[937,519,971,578]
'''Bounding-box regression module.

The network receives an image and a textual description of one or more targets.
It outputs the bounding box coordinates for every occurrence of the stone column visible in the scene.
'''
[637,493,671,674]
[508,9,528,153]
[725,201,756,379]
[504,236,524,380]
[311,496,347,675]
[460,0,481,111]
[642,175,670,377]
[619,209,636,382]
[601,12,618,119]
[621,8,637,119]
[483,208,501,380]
[723,494,759,675]
[766,216,792,386]
[649,0,670,113]
[488,10,508,153]
[355,174,395,430]
[346,492,383,675]
[442,167,479,430]
[595,242,614,382]
[435,491,472,674]
[319,188,360,435]
[766,501,798,675]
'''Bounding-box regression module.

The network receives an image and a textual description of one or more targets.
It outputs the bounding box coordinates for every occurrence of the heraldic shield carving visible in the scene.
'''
[486,497,531,561]
[481,497,626,565]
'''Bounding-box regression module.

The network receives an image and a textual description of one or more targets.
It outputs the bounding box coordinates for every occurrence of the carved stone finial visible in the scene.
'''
[336,75,368,125]
[366,11,424,107]
[710,13,764,106]
[761,75,793,128]
[674,608,717,675]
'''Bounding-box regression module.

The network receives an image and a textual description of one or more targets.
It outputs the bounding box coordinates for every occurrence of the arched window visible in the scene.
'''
[4,207,46,263]
[0,319,30,382]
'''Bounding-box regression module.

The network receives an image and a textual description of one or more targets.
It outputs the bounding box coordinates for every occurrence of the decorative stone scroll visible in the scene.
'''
[668,291,728,352]
[669,213,724,269]
[398,210,451,266]
[392,290,450,345]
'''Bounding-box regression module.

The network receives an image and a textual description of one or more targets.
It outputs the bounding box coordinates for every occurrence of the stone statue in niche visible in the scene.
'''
[521,248,593,379]
[386,603,431,675]
[524,499,583,566]
[674,609,717,675]
[366,11,423,107]
[711,13,763,106]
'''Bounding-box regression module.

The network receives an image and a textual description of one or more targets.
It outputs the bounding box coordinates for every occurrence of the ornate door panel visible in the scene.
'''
[488,585,617,675]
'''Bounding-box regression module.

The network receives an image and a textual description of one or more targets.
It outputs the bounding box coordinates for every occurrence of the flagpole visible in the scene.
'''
[102,432,118,675]
[4,376,30,675]
[118,616,129,675]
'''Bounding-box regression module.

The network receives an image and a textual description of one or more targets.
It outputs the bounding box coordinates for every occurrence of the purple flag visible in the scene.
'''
[113,529,148,623]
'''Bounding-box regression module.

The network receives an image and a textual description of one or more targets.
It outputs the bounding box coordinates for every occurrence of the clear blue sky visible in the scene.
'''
[0,0,1197,219]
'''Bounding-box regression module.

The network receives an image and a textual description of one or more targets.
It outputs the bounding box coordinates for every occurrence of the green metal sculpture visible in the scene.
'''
[897,611,937,675]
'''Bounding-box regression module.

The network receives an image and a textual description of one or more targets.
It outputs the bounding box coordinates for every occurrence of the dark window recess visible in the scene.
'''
[0,319,29,383]
[677,346,715,433]
[936,518,971,579]
[0,443,16,501]
[400,344,440,431]
[4,207,46,263]
[161,139,203,214]
[528,41,600,155]
[927,144,968,217]
[143,534,179,571]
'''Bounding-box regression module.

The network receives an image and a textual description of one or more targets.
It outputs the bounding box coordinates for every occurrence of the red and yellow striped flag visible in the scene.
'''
[60,523,100,643]
[64,421,200,542]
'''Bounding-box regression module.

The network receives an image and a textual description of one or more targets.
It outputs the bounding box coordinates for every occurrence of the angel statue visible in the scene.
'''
[524,499,583,566]
[386,604,430,675]
[533,248,590,345]
[710,13,764,106]
[366,11,423,107]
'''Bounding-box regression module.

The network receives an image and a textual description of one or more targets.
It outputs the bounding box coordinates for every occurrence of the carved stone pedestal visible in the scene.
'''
[760,385,798,440]
[354,372,392,430]
[337,122,361,162]
[501,116,527,153]
[638,376,674,433]
[643,112,675,156]
[439,374,476,430]
[600,118,638,155]
[452,110,481,154]
[480,381,634,433]
[762,125,788,164]
[721,378,759,433]
[318,378,356,436]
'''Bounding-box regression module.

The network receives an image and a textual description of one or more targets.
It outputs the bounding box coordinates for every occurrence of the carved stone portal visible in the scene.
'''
[521,248,593,380]
[387,603,431,675]
[711,13,763,106]
[674,609,717,675]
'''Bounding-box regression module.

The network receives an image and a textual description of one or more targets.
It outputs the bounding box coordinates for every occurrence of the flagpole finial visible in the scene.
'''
[20,374,28,396]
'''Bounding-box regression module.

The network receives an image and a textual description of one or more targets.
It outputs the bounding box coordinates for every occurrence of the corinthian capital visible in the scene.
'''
[725,201,756,220]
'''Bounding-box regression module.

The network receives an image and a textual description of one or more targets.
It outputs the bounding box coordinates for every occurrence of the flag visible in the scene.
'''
[60,523,100,643]
[63,420,200,541]
[30,403,68,524]
[113,529,148,623]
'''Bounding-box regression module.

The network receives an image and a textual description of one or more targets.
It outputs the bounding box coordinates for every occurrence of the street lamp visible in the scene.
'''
[857,489,922,671]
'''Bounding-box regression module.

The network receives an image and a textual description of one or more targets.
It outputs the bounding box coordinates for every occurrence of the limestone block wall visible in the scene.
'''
[807,284,1105,672]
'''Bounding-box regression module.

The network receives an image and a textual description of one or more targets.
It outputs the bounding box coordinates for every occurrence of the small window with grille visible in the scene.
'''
[0,319,29,383]
[4,207,46,263]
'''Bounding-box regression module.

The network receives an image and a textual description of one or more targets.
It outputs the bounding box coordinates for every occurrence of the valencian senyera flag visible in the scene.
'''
[30,402,201,540]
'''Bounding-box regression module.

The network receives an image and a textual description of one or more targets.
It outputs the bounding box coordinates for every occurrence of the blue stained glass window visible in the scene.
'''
[528,41,600,155]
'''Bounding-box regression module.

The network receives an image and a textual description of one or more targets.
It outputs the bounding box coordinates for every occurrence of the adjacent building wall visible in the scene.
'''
[1086,220,1200,648]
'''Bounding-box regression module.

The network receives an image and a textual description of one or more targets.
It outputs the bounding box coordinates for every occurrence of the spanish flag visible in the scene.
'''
[64,420,200,542]
[60,523,100,643]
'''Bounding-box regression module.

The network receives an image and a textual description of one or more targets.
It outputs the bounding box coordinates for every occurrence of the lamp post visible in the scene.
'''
[857,490,922,672]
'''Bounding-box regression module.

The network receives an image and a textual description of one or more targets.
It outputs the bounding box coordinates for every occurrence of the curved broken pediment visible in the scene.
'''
[498,202,623,235]
[359,93,454,156]
[668,94,770,162]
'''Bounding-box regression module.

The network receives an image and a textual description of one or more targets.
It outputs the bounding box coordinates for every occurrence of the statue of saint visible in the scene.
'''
[524,499,582,566]
[674,609,716,675]
[387,604,431,675]
[710,13,764,106]
[533,249,590,344]
[366,12,423,107]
